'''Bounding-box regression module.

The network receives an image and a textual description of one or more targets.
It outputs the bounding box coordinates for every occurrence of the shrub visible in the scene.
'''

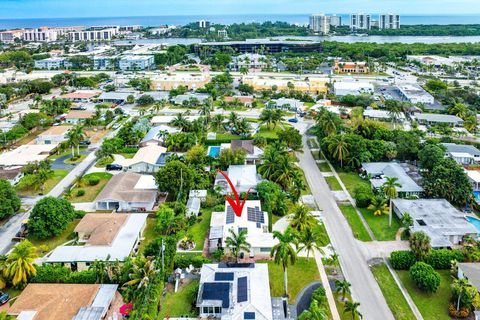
[424,249,464,269]
[353,186,373,208]
[174,254,212,269]
[75,210,87,219]
[390,250,417,270]
[87,176,100,186]
[66,270,97,284]
[409,262,441,293]
[213,204,225,212]
[448,304,470,318]
[76,189,85,197]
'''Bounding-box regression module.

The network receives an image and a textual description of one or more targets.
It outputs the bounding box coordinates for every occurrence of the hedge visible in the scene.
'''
[424,249,464,269]
[31,264,97,284]
[409,262,441,293]
[174,254,211,269]
[390,250,417,270]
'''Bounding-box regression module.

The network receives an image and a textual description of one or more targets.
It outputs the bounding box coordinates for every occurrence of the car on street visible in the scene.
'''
[106,164,123,171]
[79,140,91,145]
[288,118,298,123]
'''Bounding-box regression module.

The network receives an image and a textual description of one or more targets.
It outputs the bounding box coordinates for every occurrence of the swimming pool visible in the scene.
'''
[208,146,221,158]
[474,191,480,202]
[466,216,480,233]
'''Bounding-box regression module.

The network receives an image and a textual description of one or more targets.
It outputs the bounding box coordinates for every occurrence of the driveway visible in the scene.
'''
[297,134,394,320]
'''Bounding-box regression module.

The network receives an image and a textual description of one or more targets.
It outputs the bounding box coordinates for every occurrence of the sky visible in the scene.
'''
[1,0,480,19]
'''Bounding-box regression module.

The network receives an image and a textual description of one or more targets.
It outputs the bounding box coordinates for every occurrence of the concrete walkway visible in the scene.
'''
[314,250,341,320]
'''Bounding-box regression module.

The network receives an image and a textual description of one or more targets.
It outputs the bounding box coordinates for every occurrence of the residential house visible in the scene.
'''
[223,95,254,107]
[197,263,273,320]
[0,167,23,185]
[123,145,167,173]
[391,199,478,248]
[361,162,423,197]
[442,143,480,165]
[35,125,72,145]
[94,172,158,211]
[60,90,101,103]
[269,98,304,111]
[7,283,122,320]
[214,165,262,195]
[363,108,405,122]
[0,144,56,166]
[413,113,464,127]
[150,115,199,126]
[170,93,210,106]
[209,200,277,257]
[230,140,264,165]
[139,125,181,147]
[97,91,133,104]
[64,110,95,124]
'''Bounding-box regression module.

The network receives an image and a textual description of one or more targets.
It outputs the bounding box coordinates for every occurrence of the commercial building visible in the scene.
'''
[196,39,322,54]
[334,81,374,96]
[380,14,401,30]
[197,263,273,320]
[34,57,67,70]
[391,199,478,248]
[94,172,158,211]
[119,55,155,70]
[198,20,211,28]
[35,125,72,145]
[151,73,211,91]
[123,145,168,173]
[209,201,277,257]
[46,213,148,270]
[309,13,330,35]
[7,283,122,320]
[23,27,59,42]
[413,113,464,127]
[242,76,328,95]
[362,162,423,197]
[442,143,480,165]
[334,61,369,74]
[68,27,118,42]
[350,14,371,30]
[396,84,435,105]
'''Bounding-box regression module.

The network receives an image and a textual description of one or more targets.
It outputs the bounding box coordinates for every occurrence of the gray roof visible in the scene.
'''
[95,172,157,203]
[141,125,181,144]
[187,197,201,215]
[97,91,132,101]
[458,263,480,291]
[414,113,463,124]
[392,199,478,248]
[442,143,480,157]
[171,93,210,104]
[142,91,169,101]
[362,162,423,193]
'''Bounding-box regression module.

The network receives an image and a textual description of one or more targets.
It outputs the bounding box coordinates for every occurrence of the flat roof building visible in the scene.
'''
[243,76,327,95]
[363,108,405,121]
[119,55,155,71]
[151,73,211,91]
[214,165,262,195]
[396,84,435,105]
[196,39,322,54]
[334,81,374,96]
[413,113,464,127]
[362,162,423,196]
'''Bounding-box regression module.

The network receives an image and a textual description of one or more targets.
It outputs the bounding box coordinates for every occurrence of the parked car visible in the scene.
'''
[79,140,91,145]
[288,118,298,123]
[106,164,123,171]
[0,292,10,305]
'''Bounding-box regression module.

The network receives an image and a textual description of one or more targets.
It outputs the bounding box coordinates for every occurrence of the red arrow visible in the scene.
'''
[218,170,251,217]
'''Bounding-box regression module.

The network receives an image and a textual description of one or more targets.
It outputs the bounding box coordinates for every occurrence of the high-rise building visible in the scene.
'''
[380,14,401,29]
[350,14,371,30]
[198,20,211,28]
[329,14,342,27]
[309,13,330,35]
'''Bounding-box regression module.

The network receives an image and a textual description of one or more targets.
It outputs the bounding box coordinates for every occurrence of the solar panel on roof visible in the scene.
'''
[215,272,234,281]
[226,206,235,224]
[202,282,230,308]
[237,276,248,303]
[244,312,256,319]
[247,207,264,224]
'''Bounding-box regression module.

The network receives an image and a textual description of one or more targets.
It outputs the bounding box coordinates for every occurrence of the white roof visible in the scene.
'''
[227,165,259,189]
[151,115,199,125]
[467,170,480,183]
[364,109,405,120]
[124,145,166,166]
[134,175,157,190]
[0,144,56,166]
[46,214,148,263]
[198,263,273,320]
[334,81,374,90]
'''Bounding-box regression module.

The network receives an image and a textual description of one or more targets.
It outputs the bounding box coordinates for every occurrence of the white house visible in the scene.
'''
[442,143,480,165]
[139,125,181,147]
[214,165,262,195]
[35,125,72,145]
[123,145,167,173]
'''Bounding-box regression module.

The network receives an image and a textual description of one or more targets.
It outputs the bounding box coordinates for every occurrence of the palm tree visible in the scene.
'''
[4,240,37,287]
[344,301,362,320]
[382,177,402,227]
[270,227,297,297]
[452,278,470,313]
[335,279,351,301]
[401,212,413,230]
[409,231,431,260]
[225,229,251,263]
[329,252,340,274]
[0,256,8,289]
[289,204,316,233]
[227,112,240,132]
[318,111,338,136]
[125,257,159,290]
[170,113,191,132]
[210,114,225,132]
[298,300,328,320]
[296,228,324,260]
[328,134,349,168]
[367,195,389,216]
[66,125,85,157]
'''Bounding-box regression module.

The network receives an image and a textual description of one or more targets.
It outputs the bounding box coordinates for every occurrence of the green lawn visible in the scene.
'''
[264,257,320,304]
[325,176,342,191]
[64,153,86,164]
[119,152,135,159]
[371,264,416,320]
[69,172,113,203]
[338,204,372,241]
[396,270,452,320]
[359,208,401,241]
[254,125,283,139]
[186,208,212,250]
[337,171,371,195]
[158,280,199,319]
[215,133,242,141]
[138,218,158,255]
[318,162,331,172]
[95,156,114,168]
[29,219,80,256]
[16,169,69,196]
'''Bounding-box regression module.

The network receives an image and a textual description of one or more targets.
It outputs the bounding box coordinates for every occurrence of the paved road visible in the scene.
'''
[297,135,394,320]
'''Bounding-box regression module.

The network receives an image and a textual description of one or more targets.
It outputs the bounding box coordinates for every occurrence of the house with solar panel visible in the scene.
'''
[209,200,277,258]
[197,263,273,320]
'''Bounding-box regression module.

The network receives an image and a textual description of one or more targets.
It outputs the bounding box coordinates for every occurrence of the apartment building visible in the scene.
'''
[93,55,119,70]
[34,57,67,70]
[68,27,118,42]
[350,13,371,30]
[309,13,330,35]
[23,27,59,42]
[118,55,155,70]
[380,14,401,29]
[0,29,24,43]
[330,14,342,27]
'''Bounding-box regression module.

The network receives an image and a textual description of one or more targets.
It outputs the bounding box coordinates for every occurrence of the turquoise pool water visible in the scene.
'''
[208,146,221,158]
[466,216,480,233]
[474,191,480,201]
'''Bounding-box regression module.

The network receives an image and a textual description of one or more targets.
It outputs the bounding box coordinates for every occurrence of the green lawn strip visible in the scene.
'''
[299,169,312,196]
[338,205,372,242]
[158,280,199,319]
[359,208,401,241]
[95,156,114,168]
[371,264,416,320]
[336,171,371,195]
[16,169,69,196]
[215,133,242,141]
[119,152,136,159]
[262,257,320,304]
[69,172,113,203]
[325,176,342,191]
[396,270,452,320]
[318,162,331,172]
[138,218,158,255]
[186,208,212,250]
[29,219,80,256]
[334,292,356,320]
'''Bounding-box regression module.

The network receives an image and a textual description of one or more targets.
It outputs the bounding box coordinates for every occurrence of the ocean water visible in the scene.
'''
[1,14,480,29]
